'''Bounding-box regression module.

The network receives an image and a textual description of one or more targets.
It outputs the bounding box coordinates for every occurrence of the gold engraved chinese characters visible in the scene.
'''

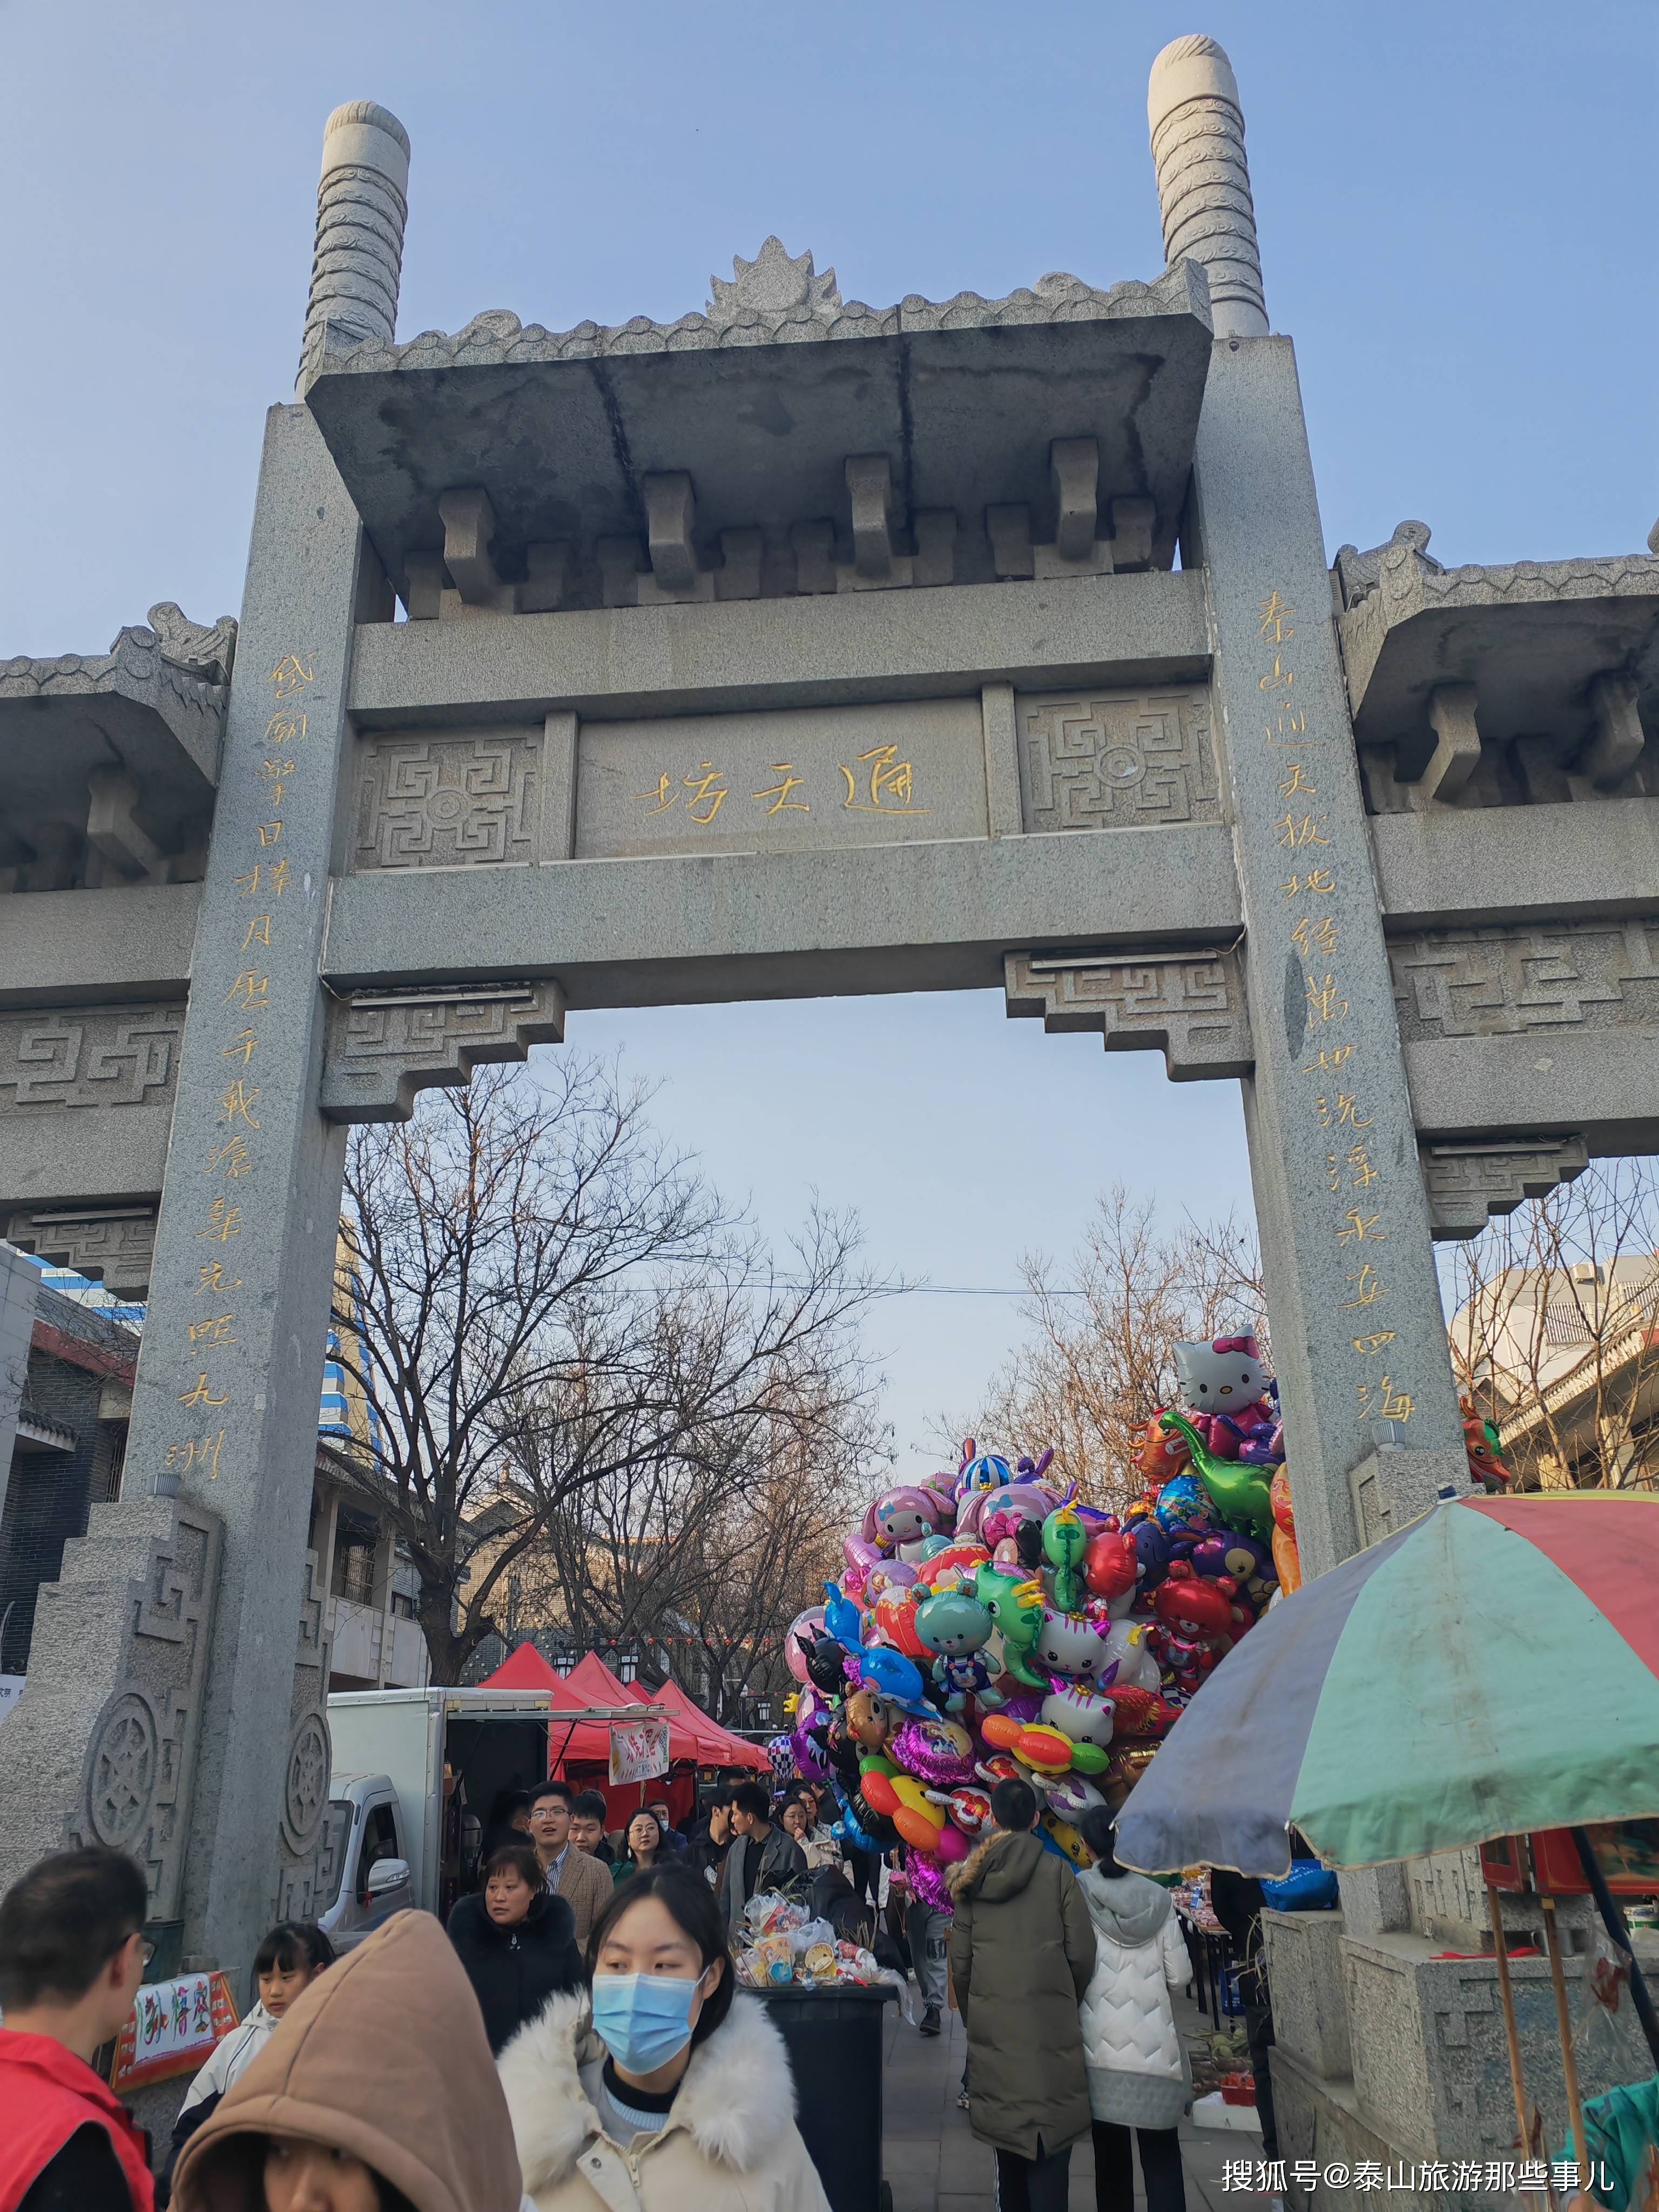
[164,647,316,1486]
[1253,583,1413,1424]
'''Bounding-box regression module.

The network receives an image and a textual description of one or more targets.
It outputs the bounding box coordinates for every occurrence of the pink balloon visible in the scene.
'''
[934,1820,969,1864]
[785,1606,828,1684]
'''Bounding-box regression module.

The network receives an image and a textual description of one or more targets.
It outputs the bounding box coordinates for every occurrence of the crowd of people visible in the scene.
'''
[0,1768,1271,2211]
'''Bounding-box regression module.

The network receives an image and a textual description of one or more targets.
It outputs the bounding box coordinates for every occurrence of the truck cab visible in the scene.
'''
[316,1771,415,1951]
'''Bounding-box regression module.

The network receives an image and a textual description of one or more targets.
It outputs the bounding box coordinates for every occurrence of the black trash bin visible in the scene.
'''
[760,1982,894,2212]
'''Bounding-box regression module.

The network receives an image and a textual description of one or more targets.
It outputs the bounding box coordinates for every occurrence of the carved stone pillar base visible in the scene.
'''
[0,1495,221,1914]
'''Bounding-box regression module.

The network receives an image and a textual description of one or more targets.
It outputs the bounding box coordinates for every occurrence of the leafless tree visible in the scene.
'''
[1441,1158,1659,1491]
[946,1186,1265,1513]
[331,1060,887,1682]
[515,1378,878,1724]
[502,1311,884,1720]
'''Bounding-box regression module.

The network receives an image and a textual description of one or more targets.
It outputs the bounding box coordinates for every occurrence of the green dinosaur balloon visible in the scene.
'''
[1158,1410,1275,1539]
[1041,1503,1089,1614]
[973,1562,1047,1688]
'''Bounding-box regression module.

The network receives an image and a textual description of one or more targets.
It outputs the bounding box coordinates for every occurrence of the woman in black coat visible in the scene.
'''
[447,1842,583,2053]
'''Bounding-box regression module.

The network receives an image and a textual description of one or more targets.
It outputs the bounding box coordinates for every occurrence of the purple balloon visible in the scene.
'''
[842,1531,883,1576]
[790,1685,832,1780]
[906,1845,955,1912]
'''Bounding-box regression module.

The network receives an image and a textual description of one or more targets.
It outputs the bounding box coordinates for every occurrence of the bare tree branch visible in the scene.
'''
[940,1187,1265,1513]
[1441,1159,1659,1491]
[330,1062,888,1682]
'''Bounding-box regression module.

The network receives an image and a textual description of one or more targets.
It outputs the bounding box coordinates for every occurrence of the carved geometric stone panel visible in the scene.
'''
[352,730,542,869]
[1016,688,1220,832]
[1004,945,1252,1080]
[6,1205,157,1294]
[320,980,567,1122]
[1418,1136,1591,1240]
[1388,919,1659,1038]
[273,1546,337,1923]
[0,1005,185,1112]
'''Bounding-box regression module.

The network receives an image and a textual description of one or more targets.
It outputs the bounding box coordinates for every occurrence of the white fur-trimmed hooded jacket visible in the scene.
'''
[497,1987,830,2212]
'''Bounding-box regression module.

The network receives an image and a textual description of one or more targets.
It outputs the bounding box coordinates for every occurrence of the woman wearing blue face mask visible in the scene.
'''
[497,1864,830,2211]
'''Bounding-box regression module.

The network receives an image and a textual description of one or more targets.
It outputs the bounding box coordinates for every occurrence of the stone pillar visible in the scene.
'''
[0,1239,36,1529]
[116,399,369,1975]
[298,100,410,389]
[1147,35,1267,340]
[1191,333,1468,1581]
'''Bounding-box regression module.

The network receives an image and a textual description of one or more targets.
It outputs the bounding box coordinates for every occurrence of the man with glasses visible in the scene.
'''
[528,1778,611,1949]
[0,1845,157,2210]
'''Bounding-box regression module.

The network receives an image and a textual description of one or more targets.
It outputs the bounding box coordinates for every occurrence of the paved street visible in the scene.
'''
[879,1988,1263,2212]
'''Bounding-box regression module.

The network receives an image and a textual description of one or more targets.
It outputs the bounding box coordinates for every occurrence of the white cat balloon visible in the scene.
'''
[1174,1336,1268,1412]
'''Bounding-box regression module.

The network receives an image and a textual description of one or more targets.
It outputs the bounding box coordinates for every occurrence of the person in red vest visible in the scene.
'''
[0,1845,155,2212]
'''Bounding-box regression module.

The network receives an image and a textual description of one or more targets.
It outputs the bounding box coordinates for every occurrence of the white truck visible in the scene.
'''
[319,1686,652,1948]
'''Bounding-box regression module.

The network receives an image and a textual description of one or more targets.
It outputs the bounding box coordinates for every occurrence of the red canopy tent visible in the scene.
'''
[491,1650,771,1829]
[477,1643,633,1764]
[652,1678,770,1771]
[480,1641,562,1692]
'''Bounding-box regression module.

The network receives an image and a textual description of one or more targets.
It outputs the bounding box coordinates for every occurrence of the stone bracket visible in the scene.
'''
[1050,437,1098,561]
[987,503,1035,580]
[791,520,837,595]
[320,979,567,1122]
[1004,943,1252,1080]
[846,454,896,580]
[1421,683,1482,803]
[406,490,571,618]
[1418,1135,1590,1240]
[1579,672,1645,790]
[87,768,172,883]
[642,472,699,595]
[436,487,500,603]
[1109,496,1156,571]
[988,463,1148,582]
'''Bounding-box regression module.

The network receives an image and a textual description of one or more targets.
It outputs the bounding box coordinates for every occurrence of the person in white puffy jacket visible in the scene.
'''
[1075,1808,1190,2212]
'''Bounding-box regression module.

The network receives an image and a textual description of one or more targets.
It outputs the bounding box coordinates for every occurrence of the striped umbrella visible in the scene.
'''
[1114,1491,1659,1877]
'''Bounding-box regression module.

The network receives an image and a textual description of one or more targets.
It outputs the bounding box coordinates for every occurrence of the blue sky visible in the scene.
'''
[4,2,1652,1461]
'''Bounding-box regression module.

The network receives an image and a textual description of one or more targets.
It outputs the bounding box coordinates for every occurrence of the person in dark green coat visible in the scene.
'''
[948,1776,1097,2210]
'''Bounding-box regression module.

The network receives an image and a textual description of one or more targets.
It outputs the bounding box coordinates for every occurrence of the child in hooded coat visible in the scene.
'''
[171,1911,524,2212]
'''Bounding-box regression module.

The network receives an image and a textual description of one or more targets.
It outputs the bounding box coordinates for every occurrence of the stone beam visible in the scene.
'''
[346,570,1209,727]
[0,884,199,1009]
[321,821,1242,1007]
[1405,1034,1659,1156]
[1391,915,1659,1152]
[1369,798,1659,930]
